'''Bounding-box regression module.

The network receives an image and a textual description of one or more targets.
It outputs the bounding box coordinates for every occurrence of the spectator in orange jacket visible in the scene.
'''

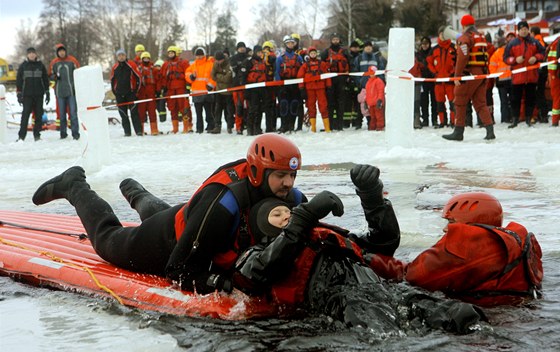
[186,47,216,133]
[365,66,385,131]
[297,46,331,133]
[427,27,457,127]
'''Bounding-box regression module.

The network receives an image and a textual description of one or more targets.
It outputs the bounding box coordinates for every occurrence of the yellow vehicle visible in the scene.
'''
[0,57,17,85]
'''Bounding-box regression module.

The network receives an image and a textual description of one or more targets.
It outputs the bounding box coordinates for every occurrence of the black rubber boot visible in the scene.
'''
[442,126,465,141]
[119,178,171,221]
[484,124,496,140]
[508,116,519,129]
[32,166,88,206]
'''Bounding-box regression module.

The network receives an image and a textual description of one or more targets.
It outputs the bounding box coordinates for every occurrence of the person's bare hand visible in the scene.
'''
[516,56,524,64]
[528,56,537,65]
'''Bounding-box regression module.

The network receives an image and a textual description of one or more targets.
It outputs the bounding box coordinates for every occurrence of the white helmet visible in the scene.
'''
[283,35,296,44]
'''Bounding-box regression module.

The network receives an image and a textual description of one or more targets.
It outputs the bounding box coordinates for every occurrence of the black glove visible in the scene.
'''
[17,92,23,105]
[179,272,233,294]
[350,164,384,206]
[299,88,307,101]
[206,84,214,91]
[161,88,167,97]
[284,191,344,239]
[45,92,50,105]
[189,73,196,81]
[376,99,383,109]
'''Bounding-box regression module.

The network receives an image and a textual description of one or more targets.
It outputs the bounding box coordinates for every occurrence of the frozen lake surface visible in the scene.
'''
[1,91,560,350]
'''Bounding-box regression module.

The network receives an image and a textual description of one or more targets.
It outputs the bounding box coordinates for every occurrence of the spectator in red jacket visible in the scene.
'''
[503,20,546,128]
[427,27,457,127]
[297,46,331,133]
[365,66,385,131]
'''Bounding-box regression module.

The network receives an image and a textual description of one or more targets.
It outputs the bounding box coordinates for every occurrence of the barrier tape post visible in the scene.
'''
[82,58,560,114]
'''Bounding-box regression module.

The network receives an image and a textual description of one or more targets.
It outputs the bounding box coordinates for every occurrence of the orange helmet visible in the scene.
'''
[442,192,503,227]
[246,134,301,187]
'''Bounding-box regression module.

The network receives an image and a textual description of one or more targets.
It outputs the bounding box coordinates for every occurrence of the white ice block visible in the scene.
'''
[74,65,111,172]
[385,28,415,148]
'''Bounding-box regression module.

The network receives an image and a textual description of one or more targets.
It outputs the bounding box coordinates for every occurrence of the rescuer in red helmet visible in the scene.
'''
[366,191,543,306]
[31,133,308,294]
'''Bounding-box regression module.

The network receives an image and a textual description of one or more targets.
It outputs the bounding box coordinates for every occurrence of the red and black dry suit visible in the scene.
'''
[366,222,543,307]
[275,49,303,132]
[76,159,305,294]
[110,59,142,136]
[137,60,158,133]
[321,45,350,130]
[246,54,267,135]
[230,50,250,133]
[427,37,456,126]
[160,56,191,128]
[297,56,331,131]
[453,26,493,129]
[236,198,486,333]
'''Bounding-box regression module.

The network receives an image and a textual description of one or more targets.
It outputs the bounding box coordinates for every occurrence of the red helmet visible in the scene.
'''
[246,134,301,187]
[442,192,503,227]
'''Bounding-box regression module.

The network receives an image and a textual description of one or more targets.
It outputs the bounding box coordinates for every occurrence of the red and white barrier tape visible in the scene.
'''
[85,58,560,112]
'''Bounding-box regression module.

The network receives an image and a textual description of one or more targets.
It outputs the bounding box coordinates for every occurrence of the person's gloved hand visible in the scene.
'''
[284,191,344,238]
[305,190,344,218]
[350,164,384,206]
[45,92,50,105]
[189,73,196,81]
[179,272,233,294]
[376,99,383,109]
[206,84,214,91]
[17,92,23,105]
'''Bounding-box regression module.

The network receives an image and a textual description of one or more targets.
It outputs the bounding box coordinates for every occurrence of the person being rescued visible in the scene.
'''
[366,191,544,307]
[234,165,487,334]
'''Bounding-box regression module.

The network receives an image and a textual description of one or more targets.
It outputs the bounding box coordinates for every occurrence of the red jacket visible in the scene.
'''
[297,58,330,90]
[503,35,545,85]
[161,57,190,90]
[368,222,543,307]
[365,76,385,107]
[137,61,157,95]
[427,38,456,79]
[547,37,560,79]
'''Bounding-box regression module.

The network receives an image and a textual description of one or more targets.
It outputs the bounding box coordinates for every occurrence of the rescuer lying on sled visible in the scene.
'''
[31,134,307,295]
[234,165,487,333]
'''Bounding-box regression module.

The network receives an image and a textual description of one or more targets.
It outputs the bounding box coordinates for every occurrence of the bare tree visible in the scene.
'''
[11,20,39,64]
[195,0,218,53]
[253,0,295,47]
[292,0,327,45]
